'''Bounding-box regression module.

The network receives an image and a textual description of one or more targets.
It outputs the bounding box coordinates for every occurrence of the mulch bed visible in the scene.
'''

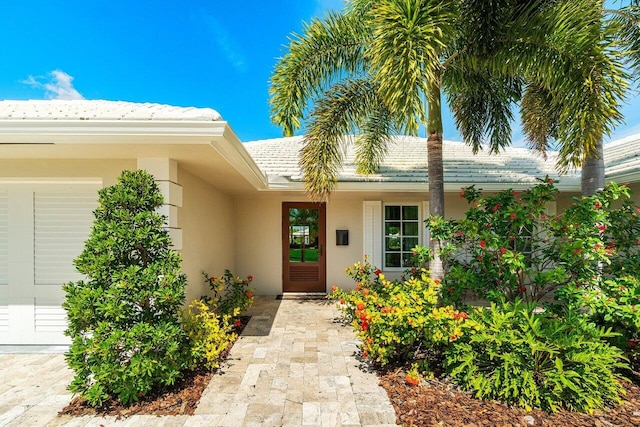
[380,369,640,426]
[58,316,250,418]
[60,315,640,425]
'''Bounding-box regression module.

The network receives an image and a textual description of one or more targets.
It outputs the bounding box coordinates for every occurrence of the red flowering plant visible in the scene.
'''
[328,257,479,369]
[555,183,640,365]
[429,177,567,305]
[431,179,640,367]
[201,269,255,320]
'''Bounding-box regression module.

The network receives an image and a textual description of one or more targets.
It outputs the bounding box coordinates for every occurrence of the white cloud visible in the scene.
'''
[202,15,247,73]
[22,70,84,100]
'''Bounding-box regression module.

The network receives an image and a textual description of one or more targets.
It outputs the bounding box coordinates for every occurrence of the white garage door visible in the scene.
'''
[0,182,99,345]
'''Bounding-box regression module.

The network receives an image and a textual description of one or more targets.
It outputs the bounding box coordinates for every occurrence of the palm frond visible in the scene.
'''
[445,64,520,154]
[367,0,459,135]
[269,10,369,136]
[610,2,640,80]
[520,83,558,156]
[354,108,395,175]
[300,78,387,200]
[476,0,627,169]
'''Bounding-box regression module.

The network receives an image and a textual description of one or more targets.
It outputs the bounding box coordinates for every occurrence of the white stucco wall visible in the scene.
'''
[0,159,135,187]
[178,167,236,304]
[234,189,583,295]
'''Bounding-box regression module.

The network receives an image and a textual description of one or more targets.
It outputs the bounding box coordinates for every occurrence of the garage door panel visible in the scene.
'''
[0,191,7,337]
[34,191,96,287]
[0,183,99,345]
[35,301,68,334]
[0,292,7,333]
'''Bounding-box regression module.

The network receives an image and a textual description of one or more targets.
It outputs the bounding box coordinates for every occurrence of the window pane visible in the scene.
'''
[289,208,301,224]
[304,208,318,223]
[386,236,401,251]
[403,222,419,236]
[403,237,419,252]
[386,252,401,268]
[304,249,319,262]
[385,222,401,236]
[403,205,419,220]
[385,205,401,220]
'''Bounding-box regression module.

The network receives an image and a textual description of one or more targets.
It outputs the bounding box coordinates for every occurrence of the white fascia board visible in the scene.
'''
[0,177,102,184]
[260,179,581,193]
[209,125,268,191]
[0,119,269,190]
[606,170,640,184]
[0,119,230,142]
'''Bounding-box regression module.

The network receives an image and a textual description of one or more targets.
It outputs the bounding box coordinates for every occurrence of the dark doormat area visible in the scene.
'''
[276,293,327,300]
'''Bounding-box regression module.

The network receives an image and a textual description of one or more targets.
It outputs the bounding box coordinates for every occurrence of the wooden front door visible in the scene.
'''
[282,202,326,293]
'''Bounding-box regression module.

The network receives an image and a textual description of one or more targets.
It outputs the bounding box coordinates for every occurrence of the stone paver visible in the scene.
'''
[0,296,398,426]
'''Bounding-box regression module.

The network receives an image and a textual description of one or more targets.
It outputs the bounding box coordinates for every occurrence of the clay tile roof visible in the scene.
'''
[0,100,222,121]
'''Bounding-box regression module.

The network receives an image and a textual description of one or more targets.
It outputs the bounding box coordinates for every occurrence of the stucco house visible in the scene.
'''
[0,99,638,345]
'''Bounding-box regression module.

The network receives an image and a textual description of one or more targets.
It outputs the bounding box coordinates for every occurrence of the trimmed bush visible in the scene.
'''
[63,170,190,406]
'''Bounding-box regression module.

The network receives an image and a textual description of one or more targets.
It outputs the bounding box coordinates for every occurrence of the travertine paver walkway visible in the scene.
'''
[0,296,398,426]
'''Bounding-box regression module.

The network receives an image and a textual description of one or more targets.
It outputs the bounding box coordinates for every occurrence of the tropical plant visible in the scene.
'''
[329,258,479,369]
[202,270,255,319]
[429,180,638,306]
[180,299,236,370]
[180,270,255,371]
[270,0,627,277]
[445,301,627,413]
[63,170,190,406]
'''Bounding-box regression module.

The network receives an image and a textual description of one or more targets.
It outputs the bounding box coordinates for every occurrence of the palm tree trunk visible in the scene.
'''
[427,80,445,279]
[581,137,605,196]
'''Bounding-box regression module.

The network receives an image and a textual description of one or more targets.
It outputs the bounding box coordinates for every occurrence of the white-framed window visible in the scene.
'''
[383,204,420,269]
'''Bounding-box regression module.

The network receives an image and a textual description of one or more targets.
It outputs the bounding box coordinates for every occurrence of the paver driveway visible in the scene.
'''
[0,296,398,426]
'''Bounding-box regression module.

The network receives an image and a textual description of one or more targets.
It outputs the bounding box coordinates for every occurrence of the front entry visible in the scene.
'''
[282,202,326,293]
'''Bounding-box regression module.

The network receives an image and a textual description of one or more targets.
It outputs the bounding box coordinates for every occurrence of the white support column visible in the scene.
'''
[137,158,183,250]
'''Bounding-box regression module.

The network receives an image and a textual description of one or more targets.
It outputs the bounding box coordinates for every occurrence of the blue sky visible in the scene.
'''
[0,0,638,145]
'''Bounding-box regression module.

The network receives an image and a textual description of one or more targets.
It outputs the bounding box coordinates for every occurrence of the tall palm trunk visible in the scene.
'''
[427,80,445,279]
[581,137,605,196]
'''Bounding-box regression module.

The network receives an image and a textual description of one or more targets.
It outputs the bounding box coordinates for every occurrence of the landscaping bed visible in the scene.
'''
[380,369,640,427]
[59,316,250,417]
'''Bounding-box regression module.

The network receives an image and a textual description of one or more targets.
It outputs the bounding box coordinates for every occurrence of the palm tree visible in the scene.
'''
[580,1,640,196]
[270,0,626,277]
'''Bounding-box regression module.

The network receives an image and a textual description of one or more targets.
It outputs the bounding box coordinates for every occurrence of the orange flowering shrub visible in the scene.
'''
[329,258,479,367]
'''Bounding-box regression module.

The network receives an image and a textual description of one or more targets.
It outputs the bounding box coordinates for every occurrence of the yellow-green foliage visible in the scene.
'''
[329,259,479,366]
[181,300,235,369]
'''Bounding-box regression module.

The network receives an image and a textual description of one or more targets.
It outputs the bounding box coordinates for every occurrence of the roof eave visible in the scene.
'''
[0,119,269,191]
[262,178,581,193]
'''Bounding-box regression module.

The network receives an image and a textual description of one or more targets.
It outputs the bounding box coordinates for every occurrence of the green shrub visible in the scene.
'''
[202,269,255,319]
[63,170,190,407]
[181,300,235,369]
[180,269,255,370]
[444,301,627,413]
[329,258,479,367]
[429,180,640,309]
